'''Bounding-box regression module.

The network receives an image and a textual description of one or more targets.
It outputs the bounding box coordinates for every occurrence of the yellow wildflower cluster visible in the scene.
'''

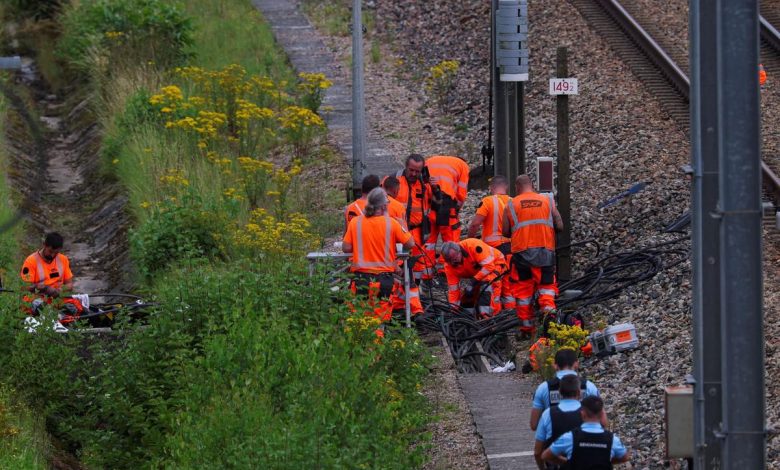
[164,111,227,141]
[385,377,403,403]
[233,208,318,257]
[429,59,460,81]
[297,72,332,112]
[532,323,590,380]
[104,31,125,40]
[425,59,460,110]
[150,85,184,107]
[159,168,190,188]
[279,105,325,131]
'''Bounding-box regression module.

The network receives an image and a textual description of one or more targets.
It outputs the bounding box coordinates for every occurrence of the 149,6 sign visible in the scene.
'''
[549,78,578,95]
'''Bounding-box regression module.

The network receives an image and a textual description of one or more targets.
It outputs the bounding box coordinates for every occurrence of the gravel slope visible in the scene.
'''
[305,0,778,466]
[373,0,779,468]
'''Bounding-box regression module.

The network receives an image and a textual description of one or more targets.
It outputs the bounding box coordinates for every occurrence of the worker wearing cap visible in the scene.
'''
[425,155,470,276]
[467,175,516,311]
[20,232,73,314]
[344,174,381,231]
[343,187,415,323]
[530,349,600,431]
[383,175,424,316]
[393,154,434,282]
[534,375,583,470]
[440,238,507,317]
[542,396,630,468]
[502,174,563,334]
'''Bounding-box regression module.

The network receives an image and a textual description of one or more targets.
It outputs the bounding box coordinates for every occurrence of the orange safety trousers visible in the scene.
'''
[478,281,502,318]
[501,252,517,311]
[425,209,461,276]
[409,226,435,282]
[513,263,558,331]
[349,279,393,323]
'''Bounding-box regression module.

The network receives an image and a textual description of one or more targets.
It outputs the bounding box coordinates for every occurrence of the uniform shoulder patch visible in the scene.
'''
[475,246,483,253]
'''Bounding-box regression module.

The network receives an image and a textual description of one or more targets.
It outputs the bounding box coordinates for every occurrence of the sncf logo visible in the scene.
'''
[521,200,542,209]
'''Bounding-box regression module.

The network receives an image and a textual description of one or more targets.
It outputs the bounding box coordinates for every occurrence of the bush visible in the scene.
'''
[5,0,61,20]
[58,0,193,71]
[130,193,229,278]
[0,263,432,468]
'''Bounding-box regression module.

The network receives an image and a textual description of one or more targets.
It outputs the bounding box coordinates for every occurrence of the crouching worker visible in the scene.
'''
[20,232,74,315]
[343,188,415,326]
[440,238,508,317]
[542,396,630,468]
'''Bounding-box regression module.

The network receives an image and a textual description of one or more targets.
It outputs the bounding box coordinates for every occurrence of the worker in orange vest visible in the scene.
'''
[20,232,73,314]
[344,174,381,231]
[440,239,508,317]
[343,188,416,324]
[502,175,563,334]
[760,63,767,87]
[393,154,433,282]
[467,175,516,311]
[425,155,470,276]
[383,176,424,315]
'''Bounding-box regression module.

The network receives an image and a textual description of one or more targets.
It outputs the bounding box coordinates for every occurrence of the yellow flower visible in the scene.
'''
[112,159,119,165]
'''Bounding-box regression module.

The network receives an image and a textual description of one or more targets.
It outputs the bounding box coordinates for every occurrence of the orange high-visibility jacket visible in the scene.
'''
[394,171,431,228]
[760,63,767,86]
[21,252,72,289]
[387,196,407,228]
[444,239,508,304]
[506,192,556,254]
[344,198,368,228]
[343,215,412,274]
[426,155,469,204]
[476,194,511,247]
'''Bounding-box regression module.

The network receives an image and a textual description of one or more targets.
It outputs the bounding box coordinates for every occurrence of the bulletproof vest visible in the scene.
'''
[570,428,613,470]
[547,375,587,407]
[546,406,584,448]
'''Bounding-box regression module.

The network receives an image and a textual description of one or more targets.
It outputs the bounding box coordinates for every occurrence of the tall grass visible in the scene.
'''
[0,1,433,468]
[0,86,50,470]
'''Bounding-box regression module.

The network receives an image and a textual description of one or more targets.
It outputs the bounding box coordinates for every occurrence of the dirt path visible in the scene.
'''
[6,54,130,295]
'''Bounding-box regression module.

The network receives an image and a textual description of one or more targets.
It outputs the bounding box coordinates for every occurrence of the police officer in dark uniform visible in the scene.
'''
[533,375,583,469]
[542,396,630,469]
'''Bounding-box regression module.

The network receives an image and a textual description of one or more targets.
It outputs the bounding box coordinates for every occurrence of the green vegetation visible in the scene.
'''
[0,84,50,470]
[0,0,433,468]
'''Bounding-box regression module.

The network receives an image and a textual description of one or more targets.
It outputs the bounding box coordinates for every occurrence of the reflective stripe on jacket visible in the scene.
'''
[426,155,469,203]
[508,192,556,253]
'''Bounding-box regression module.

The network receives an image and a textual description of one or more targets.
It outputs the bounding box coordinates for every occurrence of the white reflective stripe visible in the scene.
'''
[458,181,468,188]
[484,233,504,242]
[480,255,495,265]
[424,243,436,250]
[508,200,520,232]
[34,254,46,282]
[354,216,395,269]
[502,296,516,302]
[509,195,554,232]
[427,163,458,178]
[492,196,500,237]
[538,289,557,296]
[517,297,533,306]
[477,268,492,278]
[448,284,460,292]
[452,301,461,307]
[55,257,63,287]
[514,218,554,230]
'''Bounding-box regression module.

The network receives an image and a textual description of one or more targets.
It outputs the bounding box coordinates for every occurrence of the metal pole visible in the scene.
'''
[506,82,519,193]
[351,0,367,199]
[555,47,571,282]
[403,257,411,328]
[716,0,765,468]
[518,81,525,178]
[690,0,723,466]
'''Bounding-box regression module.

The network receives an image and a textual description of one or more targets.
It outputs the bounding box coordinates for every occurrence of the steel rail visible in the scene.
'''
[593,0,780,206]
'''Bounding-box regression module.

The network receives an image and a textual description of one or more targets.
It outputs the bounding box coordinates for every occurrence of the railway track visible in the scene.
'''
[571,0,780,208]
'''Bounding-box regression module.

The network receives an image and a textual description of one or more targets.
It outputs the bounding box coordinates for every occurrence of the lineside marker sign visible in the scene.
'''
[549,78,578,95]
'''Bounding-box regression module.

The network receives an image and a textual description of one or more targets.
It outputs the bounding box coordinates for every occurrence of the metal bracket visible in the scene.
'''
[348,24,367,34]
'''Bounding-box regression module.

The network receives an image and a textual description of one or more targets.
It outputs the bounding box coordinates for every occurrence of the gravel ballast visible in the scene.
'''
[302,0,779,467]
